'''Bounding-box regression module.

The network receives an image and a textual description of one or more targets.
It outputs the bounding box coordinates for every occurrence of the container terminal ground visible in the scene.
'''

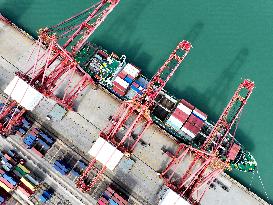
[0,18,269,205]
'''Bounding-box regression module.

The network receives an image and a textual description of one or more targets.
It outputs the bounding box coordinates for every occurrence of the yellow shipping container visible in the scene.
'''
[20,177,35,192]
[17,164,30,174]
[0,181,11,192]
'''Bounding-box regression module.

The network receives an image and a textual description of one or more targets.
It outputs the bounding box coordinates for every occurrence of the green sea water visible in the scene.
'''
[1,0,272,203]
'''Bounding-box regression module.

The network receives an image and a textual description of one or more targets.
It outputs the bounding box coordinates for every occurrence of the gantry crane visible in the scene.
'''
[0,0,120,135]
[160,79,254,204]
[76,40,192,192]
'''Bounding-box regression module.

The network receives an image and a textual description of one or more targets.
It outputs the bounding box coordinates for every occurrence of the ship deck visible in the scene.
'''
[0,17,268,205]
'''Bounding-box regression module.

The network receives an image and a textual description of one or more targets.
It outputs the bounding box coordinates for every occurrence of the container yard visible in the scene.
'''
[0,1,271,205]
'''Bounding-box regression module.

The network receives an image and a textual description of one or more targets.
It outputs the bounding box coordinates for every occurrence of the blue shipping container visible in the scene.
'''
[124,76,133,84]
[37,139,50,151]
[53,164,66,176]
[3,174,17,186]
[39,132,54,145]
[109,199,119,205]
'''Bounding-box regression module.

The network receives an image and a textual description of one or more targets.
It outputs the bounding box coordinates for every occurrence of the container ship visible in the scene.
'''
[75,42,257,173]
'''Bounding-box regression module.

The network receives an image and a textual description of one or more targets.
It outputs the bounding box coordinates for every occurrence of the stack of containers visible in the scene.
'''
[125,76,149,99]
[98,186,129,205]
[112,63,140,96]
[166,99,194,131]
[53,160,71,176]
[181,107,207,139]
[0,169,14,193]
[70,160,87,178]
[16,117,32,137]
[23,127,55,158]
[0,149,40,199]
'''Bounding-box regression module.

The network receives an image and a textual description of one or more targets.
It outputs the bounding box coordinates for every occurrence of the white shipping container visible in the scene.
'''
[192,109,207,121]
[123,64,140,78]
[114,76,129,89]
[4,76,43,111]
[167,116,183,130]
[177,103,192,115]
[181,127,196,139]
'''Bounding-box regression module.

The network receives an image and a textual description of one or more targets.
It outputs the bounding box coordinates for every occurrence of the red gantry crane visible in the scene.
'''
[0,0,120,135]
[160,79,254,204]
[76,40,192,192]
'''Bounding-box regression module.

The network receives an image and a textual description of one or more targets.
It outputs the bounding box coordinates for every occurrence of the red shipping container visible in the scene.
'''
[172,109,189,122]
[0,177,14,189]
[113,81,127,91]
[104,190,113,198]
[107,186,115,195]
[117,71,127,79]
[0,169,5,175]
[188,114,204,128]
[183,122,200,135]
[4,154,11,161]
[132,82,139,88]
[18,186,31,197]
[114,194,128,204]
[111,196,120,204]
[228,144,241,160]
[98,199,107,205]
[180,99,195,110]
[113,86,126,96]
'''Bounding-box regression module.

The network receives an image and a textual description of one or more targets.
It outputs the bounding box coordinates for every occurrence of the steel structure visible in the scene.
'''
[0,0,120,135]
[160,79,255,204]
[76,40,192,192]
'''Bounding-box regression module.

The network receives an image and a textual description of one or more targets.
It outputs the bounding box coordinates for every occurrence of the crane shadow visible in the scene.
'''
[183,21,205,44]
[94,0,153,69]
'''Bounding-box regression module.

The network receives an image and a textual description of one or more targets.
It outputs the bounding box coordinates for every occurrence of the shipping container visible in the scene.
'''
[53,164,66,176]
[39,131,54,145]
[172,109,189,123]
[2,174,17,186]
[117,70,127,79]
[184,122,201,135]
[124,76,133,84]
[0,177,14,189]
[180,99,195,110]
[166,116,183,131]
[17,164,30,175]
[177,103,192,116]
[180,126,195,139]
[113,77,129,89]
[113,86,126,96]
[0,181,11,192]
[123,64,140,79]
[192,108,207,121]
[18,183,33,197]
[25,174,40,186]
[20,177,35,192]
[188,114,204,129]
